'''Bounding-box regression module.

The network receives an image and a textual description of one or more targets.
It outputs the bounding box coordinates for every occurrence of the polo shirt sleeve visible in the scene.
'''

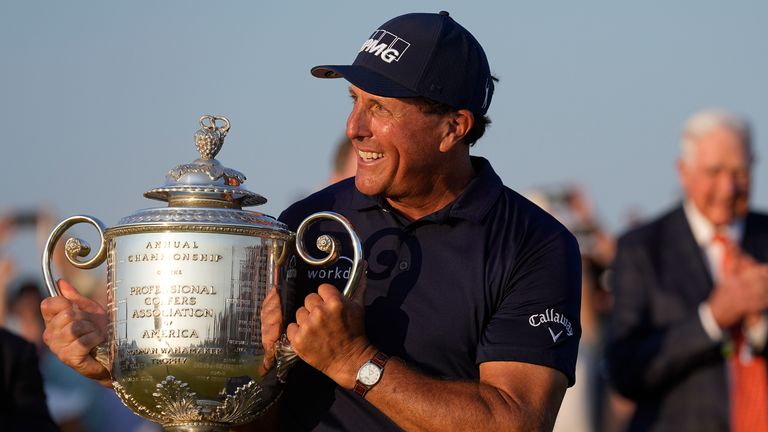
[476,228,582,386]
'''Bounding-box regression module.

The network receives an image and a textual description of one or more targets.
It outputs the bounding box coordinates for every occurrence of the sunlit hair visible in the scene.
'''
[681,109,753,164]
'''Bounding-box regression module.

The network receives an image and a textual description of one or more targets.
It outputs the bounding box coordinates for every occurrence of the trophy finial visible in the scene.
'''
[145,115,266,208]
[195,115,230,160]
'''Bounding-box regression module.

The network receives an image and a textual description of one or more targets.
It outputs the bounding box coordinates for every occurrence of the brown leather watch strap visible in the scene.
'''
[371,351,389,368]
[353,381,370,397]
[353,351,390,398]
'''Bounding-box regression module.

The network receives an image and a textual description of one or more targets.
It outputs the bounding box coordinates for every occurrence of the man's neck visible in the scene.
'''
[386,157,476,221]
[683,200,745,245]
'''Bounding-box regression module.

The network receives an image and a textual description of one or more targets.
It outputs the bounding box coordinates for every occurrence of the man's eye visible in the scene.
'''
[704,167,722,177]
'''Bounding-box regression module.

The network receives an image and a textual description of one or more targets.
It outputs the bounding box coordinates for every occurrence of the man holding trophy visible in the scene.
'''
[41,11,582,431]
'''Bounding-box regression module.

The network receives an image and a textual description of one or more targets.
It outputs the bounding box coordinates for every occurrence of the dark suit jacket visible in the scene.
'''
[0,328,59,431]
[607,206,768,432]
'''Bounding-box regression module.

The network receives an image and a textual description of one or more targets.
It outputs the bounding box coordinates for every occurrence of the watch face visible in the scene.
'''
[357,362,383,386]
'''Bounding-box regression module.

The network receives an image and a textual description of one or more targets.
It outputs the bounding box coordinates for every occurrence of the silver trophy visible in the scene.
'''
[42,115,364,431]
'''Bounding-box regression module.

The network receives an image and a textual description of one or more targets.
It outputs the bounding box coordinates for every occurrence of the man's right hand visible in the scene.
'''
[40,279,112,387]
[708,247,768,329]
[259,285,282,374]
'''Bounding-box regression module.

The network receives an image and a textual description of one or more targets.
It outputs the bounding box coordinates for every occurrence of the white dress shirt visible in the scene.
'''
[683,201,767,351]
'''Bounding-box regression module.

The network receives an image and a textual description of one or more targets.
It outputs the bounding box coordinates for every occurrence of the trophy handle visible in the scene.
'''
[294,211,364,299]
[42,215,109,297]
[274,211,365,381]
[42,215,111,370]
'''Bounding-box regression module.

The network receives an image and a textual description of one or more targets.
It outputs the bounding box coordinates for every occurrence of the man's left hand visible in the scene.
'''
[286,281,374,389]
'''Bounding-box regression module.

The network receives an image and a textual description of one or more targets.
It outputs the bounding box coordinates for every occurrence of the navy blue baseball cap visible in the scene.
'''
[311,11,495,117]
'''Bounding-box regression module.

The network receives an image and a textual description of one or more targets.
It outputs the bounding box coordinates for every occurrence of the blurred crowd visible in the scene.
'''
[0,108,763,432]
[0,211,160,432]
[526,185,635,432]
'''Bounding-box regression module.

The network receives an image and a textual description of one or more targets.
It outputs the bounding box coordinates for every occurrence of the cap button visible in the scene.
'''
[439,10,450,16]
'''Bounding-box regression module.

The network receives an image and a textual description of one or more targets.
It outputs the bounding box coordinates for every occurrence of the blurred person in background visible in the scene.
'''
[0,327,59,431]
[0,214,59,431]
[0,210,160,432]
[607,110,768,431]
[528,185,631,432]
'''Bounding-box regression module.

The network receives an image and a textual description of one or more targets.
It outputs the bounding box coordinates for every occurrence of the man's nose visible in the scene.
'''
[346,105,370,141]
[716,170,743,198]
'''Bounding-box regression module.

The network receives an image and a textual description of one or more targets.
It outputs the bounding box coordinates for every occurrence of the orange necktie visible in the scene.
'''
[714,233,768,432]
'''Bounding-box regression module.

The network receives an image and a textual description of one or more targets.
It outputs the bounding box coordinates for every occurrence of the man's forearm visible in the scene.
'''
[358,358,563,432]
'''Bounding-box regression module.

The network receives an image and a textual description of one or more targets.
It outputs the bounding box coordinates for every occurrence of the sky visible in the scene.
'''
[1,0,767,276]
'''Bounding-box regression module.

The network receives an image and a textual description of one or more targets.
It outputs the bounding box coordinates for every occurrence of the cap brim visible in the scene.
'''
[311,65,419,99]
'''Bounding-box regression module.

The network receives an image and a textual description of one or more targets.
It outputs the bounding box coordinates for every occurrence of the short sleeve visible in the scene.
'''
[476,230,582,386]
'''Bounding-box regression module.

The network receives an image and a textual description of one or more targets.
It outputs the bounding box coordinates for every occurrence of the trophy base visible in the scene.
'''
[113,376,271,432]
[163,423,229,432]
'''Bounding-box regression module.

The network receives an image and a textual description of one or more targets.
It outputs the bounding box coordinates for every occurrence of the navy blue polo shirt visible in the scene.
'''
[277,157,582,431]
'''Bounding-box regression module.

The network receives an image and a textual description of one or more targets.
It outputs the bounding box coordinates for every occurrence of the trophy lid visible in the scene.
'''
[144,115,266,208]
[113,115,289,233]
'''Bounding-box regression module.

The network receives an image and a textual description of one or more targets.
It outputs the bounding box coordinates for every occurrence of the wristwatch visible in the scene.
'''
[354,351,390,398]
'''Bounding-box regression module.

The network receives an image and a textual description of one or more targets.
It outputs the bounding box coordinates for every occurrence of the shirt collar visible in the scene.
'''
[683,200,745,246]
[348,156,503,224]
[445,156,503,223]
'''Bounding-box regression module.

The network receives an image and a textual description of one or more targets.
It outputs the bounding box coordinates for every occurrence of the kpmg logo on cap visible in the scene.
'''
[359,29,410,64]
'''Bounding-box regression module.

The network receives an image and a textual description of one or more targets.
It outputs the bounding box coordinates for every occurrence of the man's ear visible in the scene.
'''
[439,109,474,152]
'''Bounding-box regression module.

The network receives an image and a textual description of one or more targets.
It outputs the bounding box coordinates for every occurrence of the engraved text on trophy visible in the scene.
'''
[109,233,274,388]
